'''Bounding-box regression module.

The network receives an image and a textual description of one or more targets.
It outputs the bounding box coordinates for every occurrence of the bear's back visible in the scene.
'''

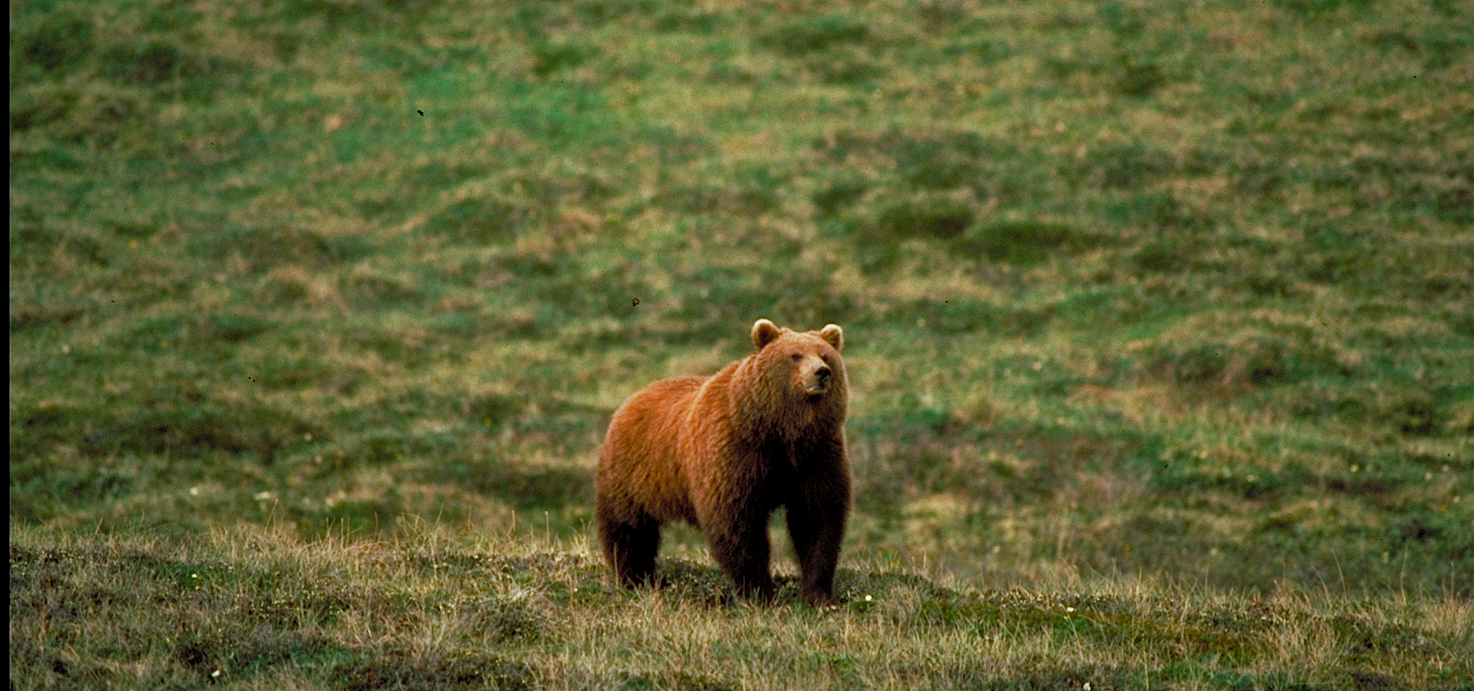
[601,374,707,469]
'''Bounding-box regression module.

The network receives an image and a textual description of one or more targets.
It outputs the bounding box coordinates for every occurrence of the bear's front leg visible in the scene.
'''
[786,472,849,606]
[785,505,845,605]
[703,502,776,601]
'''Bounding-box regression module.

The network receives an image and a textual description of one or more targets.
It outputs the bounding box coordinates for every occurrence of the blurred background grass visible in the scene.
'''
[10,0,1473,597]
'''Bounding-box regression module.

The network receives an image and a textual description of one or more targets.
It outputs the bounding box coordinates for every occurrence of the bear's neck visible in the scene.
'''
[746,388,844,439]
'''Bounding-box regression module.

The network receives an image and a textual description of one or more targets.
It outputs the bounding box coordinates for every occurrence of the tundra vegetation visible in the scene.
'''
[9,0,1472,689]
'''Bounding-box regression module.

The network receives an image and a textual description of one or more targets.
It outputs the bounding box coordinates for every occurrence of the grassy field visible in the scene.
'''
[9,0,1473,688]
[10,524,1473,690]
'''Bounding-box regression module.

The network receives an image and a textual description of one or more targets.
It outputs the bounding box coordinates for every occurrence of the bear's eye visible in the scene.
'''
[791,354,803,362]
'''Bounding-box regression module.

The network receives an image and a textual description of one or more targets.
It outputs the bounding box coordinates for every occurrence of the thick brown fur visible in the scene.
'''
[596,319,850,605]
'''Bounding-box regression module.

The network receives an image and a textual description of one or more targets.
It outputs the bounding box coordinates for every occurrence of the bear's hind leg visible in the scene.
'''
[600,517,661,588]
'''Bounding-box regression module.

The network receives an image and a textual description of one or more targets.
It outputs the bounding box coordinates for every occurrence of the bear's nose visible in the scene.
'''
[804,364,832,395]
[813,365,831,388]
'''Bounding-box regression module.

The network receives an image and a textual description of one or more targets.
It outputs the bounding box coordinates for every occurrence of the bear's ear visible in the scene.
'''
[818,324,843,351]
[751,318,782,349]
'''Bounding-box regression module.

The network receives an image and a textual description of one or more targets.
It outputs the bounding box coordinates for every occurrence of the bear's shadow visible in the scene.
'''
[638,558,818,607]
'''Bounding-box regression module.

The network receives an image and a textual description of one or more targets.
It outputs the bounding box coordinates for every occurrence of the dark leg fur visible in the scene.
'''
[706,511,776,602]
[786,499,845,606]
[600,516,661,588]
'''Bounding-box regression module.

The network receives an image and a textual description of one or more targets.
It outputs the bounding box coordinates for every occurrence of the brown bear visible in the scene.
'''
[595,318,850,605]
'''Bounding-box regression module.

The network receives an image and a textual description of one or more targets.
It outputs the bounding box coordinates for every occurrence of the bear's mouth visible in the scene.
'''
[803,383,830,396]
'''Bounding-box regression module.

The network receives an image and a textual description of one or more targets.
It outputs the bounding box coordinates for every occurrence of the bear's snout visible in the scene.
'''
[803,361,833,395]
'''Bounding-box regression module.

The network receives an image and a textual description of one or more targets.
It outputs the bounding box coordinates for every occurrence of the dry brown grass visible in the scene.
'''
[10,523,1471,690]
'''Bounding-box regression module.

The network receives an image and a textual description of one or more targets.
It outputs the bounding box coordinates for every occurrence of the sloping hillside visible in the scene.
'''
[9,0,1473,686]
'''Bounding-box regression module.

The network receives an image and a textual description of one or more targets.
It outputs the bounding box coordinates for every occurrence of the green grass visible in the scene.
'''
[11,524,1472,690]
[10,0,1474,688]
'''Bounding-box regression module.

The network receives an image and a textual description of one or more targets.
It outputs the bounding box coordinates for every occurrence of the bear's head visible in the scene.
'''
[750,318,846,402]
